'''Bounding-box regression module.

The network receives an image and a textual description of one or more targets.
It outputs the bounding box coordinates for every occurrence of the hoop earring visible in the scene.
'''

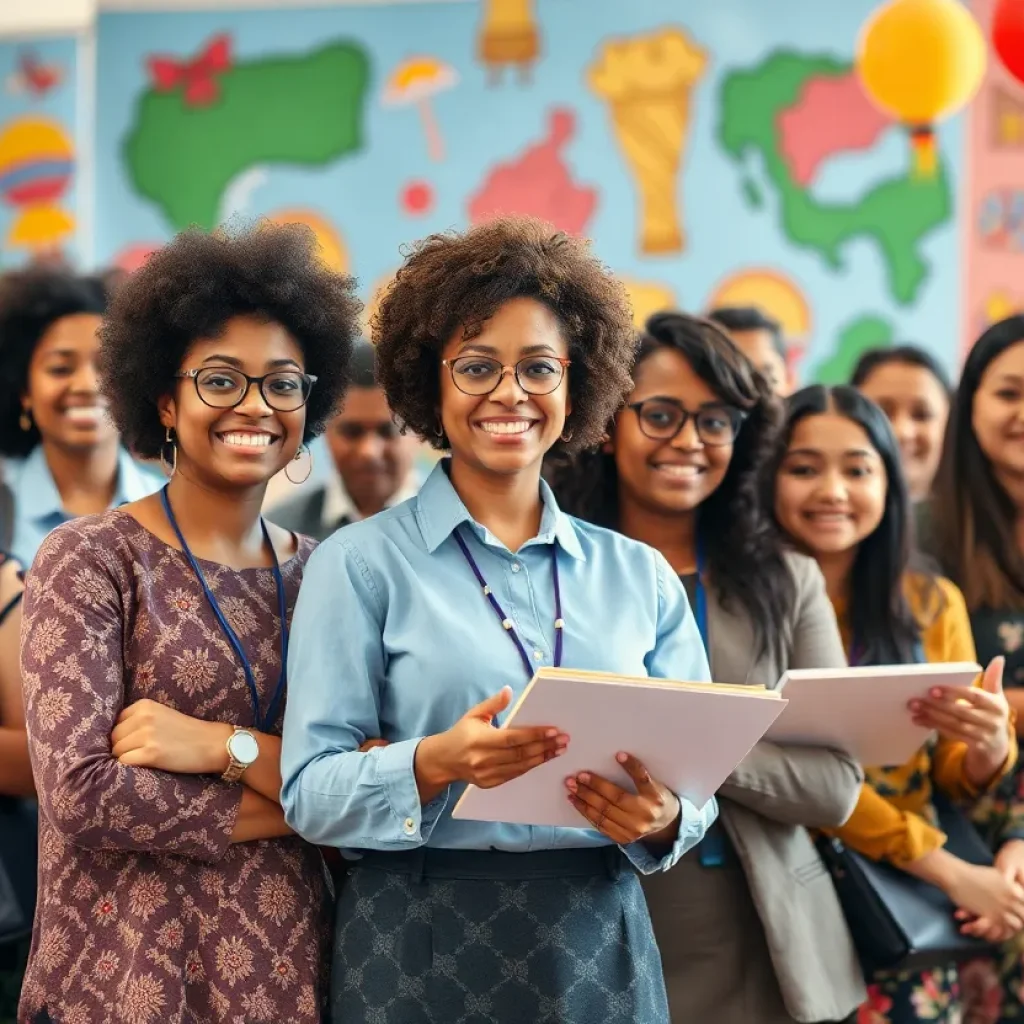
[19,409,31,432]
[560,425,574,443]
[433,416,445,438]
[160,427,178,479]
[285,444,313,485]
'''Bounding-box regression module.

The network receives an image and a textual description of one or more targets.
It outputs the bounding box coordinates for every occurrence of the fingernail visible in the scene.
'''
[577,772,590,784]
[616,752,628,763]
[546,729,558,738]
[909,700,921,711]
[559,734,570,744]
[931,688,943,699]
[565,777,577,790]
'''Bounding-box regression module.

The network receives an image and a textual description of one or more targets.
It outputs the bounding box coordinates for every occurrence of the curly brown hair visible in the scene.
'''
[99,223,362,459]
[372,217,636,455]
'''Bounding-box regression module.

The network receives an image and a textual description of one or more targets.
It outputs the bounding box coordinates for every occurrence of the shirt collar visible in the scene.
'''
[321,469,421,529]
[416,459,585,561]
[19,446,159,522]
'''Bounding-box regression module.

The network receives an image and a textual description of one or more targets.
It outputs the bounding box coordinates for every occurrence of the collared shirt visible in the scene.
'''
[320,469,421,532]
[8,445,163,566]
[281,460,717,874]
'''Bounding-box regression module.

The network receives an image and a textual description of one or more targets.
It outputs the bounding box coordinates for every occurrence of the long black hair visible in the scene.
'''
[769,385,933,664]
[932,315,1024,609]
[548,310,794,662]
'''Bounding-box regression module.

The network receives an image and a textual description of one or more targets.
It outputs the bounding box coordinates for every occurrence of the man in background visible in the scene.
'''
[708,306,794,397]
[270,339,422,540]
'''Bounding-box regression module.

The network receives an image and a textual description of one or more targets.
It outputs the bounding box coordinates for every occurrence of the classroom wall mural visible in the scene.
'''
[0,38,79,269]
[82,0,981,382]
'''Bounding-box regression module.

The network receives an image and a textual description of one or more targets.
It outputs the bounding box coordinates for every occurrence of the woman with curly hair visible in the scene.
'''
[548,311,865,1023]
[280,217,716,1024]
[0,268,161,565]
[18,223,360,1024]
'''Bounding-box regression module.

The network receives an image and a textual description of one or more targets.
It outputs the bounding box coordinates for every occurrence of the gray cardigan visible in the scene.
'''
[645,551,866,1023]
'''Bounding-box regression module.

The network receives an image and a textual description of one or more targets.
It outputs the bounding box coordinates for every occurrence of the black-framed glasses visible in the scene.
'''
[628,398,747,447]
[177,366,317,412]
[442,355,571,397]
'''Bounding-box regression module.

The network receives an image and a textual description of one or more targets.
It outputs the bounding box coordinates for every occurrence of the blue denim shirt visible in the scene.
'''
[281,460,717,873]
[8,445,163,566]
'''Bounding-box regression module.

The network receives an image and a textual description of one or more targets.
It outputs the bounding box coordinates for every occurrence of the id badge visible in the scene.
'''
[698,824,727,868]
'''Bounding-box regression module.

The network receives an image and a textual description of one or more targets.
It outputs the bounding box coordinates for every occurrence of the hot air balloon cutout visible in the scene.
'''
[0,116,75,259]
[856,0,986,178]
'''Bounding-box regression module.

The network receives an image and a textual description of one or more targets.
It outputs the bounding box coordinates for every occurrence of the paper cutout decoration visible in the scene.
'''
[148,34,232,108]
[477,0,540,84]
[383,56,458,162]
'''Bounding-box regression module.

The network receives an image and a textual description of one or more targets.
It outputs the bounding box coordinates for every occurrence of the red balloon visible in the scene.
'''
[994,0,1024,85]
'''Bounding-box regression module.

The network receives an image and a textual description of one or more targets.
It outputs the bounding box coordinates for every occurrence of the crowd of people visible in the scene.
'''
[0,215,1019,1024]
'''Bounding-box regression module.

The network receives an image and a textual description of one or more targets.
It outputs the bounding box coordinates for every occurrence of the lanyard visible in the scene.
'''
[160,486,289,732]
[453,526,563,680]
[691,540,728,868]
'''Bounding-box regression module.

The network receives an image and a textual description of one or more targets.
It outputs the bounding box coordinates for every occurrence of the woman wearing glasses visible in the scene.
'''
[18,224,360,1024]
[281,218,716,1024]
[549,312,865,1024]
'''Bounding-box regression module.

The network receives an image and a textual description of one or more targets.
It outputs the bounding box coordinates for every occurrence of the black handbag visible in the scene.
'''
[817,794,996,974]
[0,796,37,945]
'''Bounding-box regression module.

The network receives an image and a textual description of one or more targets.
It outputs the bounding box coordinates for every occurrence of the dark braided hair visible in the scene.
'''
[549,311,794,662]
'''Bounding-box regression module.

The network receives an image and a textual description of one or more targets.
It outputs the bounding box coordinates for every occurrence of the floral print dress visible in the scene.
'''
[17,512,329,1024]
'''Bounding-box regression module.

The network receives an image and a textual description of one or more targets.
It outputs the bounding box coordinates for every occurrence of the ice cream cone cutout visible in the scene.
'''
[589,27,708,255]
[383,56,458,163]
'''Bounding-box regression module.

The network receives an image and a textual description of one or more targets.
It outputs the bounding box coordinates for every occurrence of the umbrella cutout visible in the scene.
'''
[383,56,458,162]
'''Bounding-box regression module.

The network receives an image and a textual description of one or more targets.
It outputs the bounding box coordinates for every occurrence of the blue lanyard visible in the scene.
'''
[160,486,288,732]
[691,541,727,868]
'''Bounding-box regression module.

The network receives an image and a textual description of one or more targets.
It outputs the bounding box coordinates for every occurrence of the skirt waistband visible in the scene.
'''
[353,846,627,882]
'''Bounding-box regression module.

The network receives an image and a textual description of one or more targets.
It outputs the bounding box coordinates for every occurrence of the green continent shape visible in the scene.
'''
[125,41,370,230]
[718,52,951,306]
[814,314,894,385]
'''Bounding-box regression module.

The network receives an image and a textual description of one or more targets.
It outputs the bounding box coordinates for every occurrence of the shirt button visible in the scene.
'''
[511,562,521,573]
[403,817,416,835]
[533,650,544,661]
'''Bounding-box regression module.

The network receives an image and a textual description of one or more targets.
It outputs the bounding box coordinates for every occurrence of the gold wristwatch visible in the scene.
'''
[222,727,259,783]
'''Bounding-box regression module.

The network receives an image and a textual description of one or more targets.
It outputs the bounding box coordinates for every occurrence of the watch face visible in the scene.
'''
[227,730,260,765]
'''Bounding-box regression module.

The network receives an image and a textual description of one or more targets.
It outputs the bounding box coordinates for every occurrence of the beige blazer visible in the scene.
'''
[644,551,866,1023]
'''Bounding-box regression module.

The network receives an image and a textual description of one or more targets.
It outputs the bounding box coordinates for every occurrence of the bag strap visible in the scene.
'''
[0,478,13,554]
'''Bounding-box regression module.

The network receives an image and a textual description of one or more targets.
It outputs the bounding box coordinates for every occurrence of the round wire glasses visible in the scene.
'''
[442,355,571,396]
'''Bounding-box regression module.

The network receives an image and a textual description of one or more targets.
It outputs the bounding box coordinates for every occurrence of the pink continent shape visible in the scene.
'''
[468,108,597,235]
[777,72,892,187]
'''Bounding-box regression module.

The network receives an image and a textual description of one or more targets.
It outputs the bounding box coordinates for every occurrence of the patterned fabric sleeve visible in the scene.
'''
[21,521,241,862]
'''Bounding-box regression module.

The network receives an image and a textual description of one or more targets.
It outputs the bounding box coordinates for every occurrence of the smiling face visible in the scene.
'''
[609,346,735,516]
[972,340,1024,483]
[24,312,118,454]
[858,361,948,500]
[774,412,887,558]
[438,297,571,478]
[159,315,308,492]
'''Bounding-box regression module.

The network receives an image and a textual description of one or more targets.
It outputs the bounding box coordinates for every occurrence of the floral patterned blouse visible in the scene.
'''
[17,511,329,1024]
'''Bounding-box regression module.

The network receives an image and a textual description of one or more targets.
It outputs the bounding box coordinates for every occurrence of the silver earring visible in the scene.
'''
[560,426,574,443]
[160,427,177,479]
[285,444,313,485]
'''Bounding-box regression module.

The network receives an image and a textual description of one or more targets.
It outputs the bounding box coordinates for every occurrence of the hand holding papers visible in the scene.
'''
[452,667,786,828]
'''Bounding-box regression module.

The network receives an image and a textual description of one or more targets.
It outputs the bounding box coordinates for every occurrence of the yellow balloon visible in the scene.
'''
[857,0,986,124]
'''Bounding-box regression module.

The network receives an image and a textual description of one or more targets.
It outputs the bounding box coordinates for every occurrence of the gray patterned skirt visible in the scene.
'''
[332,846,669,1024]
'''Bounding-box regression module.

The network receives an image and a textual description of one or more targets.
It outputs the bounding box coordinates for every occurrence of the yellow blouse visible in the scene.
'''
[824,575,1016,865]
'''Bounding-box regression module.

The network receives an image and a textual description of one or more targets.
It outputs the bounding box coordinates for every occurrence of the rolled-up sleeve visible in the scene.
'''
[281,538,448,849]
[627,550,718,872]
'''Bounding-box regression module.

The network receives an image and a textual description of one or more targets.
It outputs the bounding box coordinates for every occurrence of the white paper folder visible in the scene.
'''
[765,662,982,766]
[452,667,787,828]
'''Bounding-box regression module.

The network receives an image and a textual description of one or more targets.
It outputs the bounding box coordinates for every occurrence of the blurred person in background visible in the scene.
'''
[921,316,1024,1021]
[851,345,952,503]
[0,550,31,1024]
[270,338,421,539]
[0,268,161,566]
[772,385,1017,1024]
[709,305,794,397]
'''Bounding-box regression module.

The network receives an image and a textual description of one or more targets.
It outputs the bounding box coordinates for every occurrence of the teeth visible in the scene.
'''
[480,421,533,435]
[656,465,700,478]
[807,513,849,521]
[65,407,103,422]
[220,432,275,448]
